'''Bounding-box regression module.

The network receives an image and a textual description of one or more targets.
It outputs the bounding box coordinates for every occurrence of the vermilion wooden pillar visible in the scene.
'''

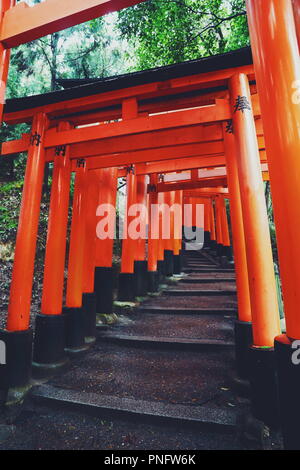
[83,170,99,295]
[224,122,252,379]
[119,168,137,300]
[223,123,252,324]
[41,122,72,315]
[209,198,217,247]
[203,198,211,247]
[246,0,300,339]
[120,169,136,274]
[66,163,88,308]
[134,174,148,296]
[173,190,183,274]
[1,113,48,392]
[95,168,117,268]
[157,192,165,278]
[94,167,118,313]
[64,160,89,353]
[81,169,99,342]
[163,191,175,276]
[247,0,300,446]
[191,197,198,229]
[230,73,280,348]
[0,1,15,122]
[157,192,165,262]
[220,198,230,245]
[147,174,159,291]
[173,190,183,256]
[32,122,72,372]
[135,174,147,261]
[230,72,280,426]
[148,175,158,272]
[215,196,223,251]
[7,113,48,331]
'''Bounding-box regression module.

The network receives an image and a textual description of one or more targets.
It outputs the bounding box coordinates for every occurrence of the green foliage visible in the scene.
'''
[118,0,249,70]
[6,15,132,98]
[0,180,23,242]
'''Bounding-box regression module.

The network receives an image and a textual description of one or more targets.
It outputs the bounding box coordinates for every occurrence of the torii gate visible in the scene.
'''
[0,0,300,449]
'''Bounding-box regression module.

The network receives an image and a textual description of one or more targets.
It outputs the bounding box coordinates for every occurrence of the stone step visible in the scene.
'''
[184,268,235,273]
[163,289,236,296]
[98,332,235,351]
[137,306,237,315]
[32,384,237,433]
[180,278,236,283]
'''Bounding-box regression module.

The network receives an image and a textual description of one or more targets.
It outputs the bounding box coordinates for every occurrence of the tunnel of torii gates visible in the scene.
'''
[0,0,300,450]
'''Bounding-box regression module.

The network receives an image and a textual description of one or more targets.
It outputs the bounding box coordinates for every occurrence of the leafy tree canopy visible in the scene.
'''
[117,0,249,70]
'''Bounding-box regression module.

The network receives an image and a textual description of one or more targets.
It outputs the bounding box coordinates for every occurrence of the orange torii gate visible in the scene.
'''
[0,0,300,449]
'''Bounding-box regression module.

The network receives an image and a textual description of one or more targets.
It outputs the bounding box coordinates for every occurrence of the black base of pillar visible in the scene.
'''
[216,243,224,257]
[157,260,165,282]
[63,307,89,354]
[204,231,211,248]
[208,240,217,252]
[118,273,136,301]
[134,260,148,297]
[147,271,159,293]
[82,293,96,343]
[223,245,233,259]
[32,314,68,377]
[173,251,183,274]
[234,320,253,380]
[164,250,174,277]
[275,335,300,449]
[249,346,279,427]
[0,329,32,392]
[94,267,115,314]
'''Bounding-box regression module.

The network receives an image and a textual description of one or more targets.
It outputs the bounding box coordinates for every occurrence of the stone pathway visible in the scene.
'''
[0,248,281,450]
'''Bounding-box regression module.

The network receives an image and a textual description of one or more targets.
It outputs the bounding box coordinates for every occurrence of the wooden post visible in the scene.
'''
[2,112,47,390]
[220,197,230,248]
[33,123,72,369]
[135,174,147,261]
[7,113,48,331]
[223,123,252,323]
[223,121,252,378]
[65,161,88,308]
[247,0,300,446]
[209,199,216,244]
[94,167,118,314]
[230,71,280,425]
[148,174,159,272]
[118,168,137,300]
[95,168,118,269]
[120,168,137,274]
[41,122,72,315]
[82,170,99,294]
[229,73,280,348]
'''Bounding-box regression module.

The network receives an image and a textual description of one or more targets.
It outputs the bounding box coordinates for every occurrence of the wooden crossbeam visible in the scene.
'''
[155,177,227,193]
[71,142,225,170]
[0,0,146,48]
[184,188,229,197]
[44,101,231,148]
